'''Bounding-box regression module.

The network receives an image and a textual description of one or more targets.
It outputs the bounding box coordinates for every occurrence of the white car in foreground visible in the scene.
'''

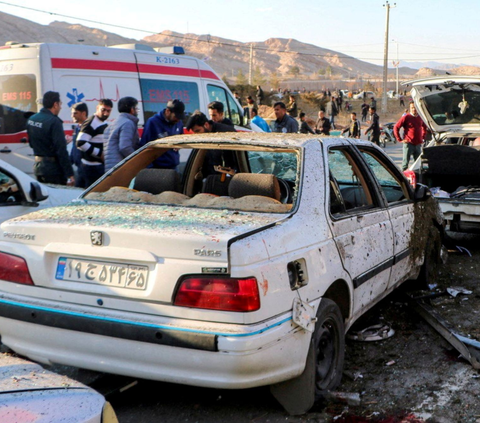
[0,133,442,414]
[0,158,81,224]
[0,353,117,422]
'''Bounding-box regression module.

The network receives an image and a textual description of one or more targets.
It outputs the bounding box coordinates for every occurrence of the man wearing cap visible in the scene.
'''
[139,99,185,169]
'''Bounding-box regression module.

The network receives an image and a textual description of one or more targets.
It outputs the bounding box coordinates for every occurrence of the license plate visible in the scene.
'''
[56,256,148,290]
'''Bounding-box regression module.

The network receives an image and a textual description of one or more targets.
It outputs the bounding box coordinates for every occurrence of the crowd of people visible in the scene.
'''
[25,87,424,189]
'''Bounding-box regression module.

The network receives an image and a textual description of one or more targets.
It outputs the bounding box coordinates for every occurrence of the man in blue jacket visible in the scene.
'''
[139,99,185,169]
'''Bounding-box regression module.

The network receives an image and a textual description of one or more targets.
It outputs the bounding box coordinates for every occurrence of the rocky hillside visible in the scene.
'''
[1,11,478,81]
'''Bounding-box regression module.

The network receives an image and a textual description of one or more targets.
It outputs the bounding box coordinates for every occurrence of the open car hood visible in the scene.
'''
[408,76,480,137]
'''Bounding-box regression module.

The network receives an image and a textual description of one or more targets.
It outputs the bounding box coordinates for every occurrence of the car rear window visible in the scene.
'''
[84,145,300,214]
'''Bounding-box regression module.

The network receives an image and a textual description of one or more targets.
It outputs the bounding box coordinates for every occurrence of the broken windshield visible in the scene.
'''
[422,84,480,126]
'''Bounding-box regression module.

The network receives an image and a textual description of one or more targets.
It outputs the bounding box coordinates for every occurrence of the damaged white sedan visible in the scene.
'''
[0,133,442,414]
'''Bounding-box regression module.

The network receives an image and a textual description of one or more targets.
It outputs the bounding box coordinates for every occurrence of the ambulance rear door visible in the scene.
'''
[0,44,41,175]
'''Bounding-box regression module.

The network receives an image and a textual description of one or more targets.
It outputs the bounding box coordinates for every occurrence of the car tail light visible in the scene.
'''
[174,276,260,312]
[0,252,34,285]
[403,169,416,189]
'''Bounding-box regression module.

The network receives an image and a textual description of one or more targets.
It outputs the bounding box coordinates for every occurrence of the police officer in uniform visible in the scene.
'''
[27,91,75,186]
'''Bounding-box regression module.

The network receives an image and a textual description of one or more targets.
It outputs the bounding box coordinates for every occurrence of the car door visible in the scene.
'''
[326,143,394,317]
[355,146,415,289]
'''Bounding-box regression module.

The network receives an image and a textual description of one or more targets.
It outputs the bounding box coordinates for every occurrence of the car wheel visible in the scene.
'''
[313,298,345,399]
[270,298,345,415]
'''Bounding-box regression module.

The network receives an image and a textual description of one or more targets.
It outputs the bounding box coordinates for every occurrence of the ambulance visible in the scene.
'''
[0,42,244,175]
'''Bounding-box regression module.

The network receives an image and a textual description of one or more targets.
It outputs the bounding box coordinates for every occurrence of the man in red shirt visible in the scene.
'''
[394,101,427,170]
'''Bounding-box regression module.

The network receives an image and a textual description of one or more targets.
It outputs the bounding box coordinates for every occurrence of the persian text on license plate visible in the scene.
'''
[56,257,148,290]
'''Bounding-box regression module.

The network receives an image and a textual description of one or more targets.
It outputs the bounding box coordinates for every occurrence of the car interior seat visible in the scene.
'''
[228,173,281,201]
[133,169,180,194]
[202,174,232,196]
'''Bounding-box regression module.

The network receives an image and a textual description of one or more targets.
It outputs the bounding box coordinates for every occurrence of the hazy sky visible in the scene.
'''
[2,0,480,67]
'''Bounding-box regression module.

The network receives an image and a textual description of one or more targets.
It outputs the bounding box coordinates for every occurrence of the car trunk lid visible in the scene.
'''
[408,76,480,137]
[1,202,287,303]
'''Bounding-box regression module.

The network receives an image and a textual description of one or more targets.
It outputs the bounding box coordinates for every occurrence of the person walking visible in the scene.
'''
[271,102,299,133]
[103,96,140,173]
[26,91,75,186]
[361,101,369,122]
[76,99,113,187]
[315,110,331,135]
[364,106,381,146]
[286,95,298,118]
[394,101,427,170]
[299,112,315,134]
[329,96,338,129]
[69,102,88,187]
[341,112,361,138]
[139,99,185,169]
[256,85,264,106]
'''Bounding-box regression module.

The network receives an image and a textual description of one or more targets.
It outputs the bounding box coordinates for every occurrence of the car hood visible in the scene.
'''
[408,76,480,137]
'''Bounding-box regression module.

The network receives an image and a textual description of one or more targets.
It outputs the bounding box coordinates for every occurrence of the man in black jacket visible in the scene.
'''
[365,106,380,145]
[27,91,75,185]
[207,101,234,126]
[186,111,236,134]
[314,110,331,135]
[299,112,315,134]
[341,112,361,138]
[186,111,237,179]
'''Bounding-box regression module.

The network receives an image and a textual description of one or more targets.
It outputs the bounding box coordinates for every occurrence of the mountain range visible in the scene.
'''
[1,11,478,83]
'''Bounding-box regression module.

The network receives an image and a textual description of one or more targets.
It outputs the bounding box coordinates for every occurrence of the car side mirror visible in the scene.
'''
[30,182,48,202]
[414,183,431,202]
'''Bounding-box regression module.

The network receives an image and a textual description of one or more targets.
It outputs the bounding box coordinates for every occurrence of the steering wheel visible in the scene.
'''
[278,178,293,204]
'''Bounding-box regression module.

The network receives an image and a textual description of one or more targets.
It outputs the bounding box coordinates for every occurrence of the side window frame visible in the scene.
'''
[327,146,383,218]
[356,146,413,205]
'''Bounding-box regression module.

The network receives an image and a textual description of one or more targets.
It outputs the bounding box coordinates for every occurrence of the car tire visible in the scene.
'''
[270,298,345,415]
[313,298,345,400]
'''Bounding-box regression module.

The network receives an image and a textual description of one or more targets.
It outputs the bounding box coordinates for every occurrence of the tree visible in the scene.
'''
[270,72,280,90]
[252,66,266,86]
[317,68,326,76]
[288,66,300,78]
[221,73,230,86]
[236,69,247,86]
[326,66,333,79]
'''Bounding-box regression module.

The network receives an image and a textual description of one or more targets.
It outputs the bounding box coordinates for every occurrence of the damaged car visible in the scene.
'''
[0,133,443,414]
[409,76,480,233]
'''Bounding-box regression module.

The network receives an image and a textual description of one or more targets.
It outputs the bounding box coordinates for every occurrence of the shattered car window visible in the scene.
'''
[247,151,297,182]
[422,84,480,125]
[84,145,300,214]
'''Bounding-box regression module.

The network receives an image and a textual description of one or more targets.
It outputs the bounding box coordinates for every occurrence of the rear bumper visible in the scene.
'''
[0,295,312,389]
[439,200,480,231]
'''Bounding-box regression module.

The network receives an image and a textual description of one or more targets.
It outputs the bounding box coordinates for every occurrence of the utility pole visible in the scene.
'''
[392,39,399,97]
[248,44,253,85]
[382,1,396,113]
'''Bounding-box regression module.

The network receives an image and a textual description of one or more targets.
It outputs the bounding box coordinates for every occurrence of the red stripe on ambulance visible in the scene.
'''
[51,59,219,80]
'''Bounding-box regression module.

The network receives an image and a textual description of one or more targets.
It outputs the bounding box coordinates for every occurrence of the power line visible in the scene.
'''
[1,1,480,63]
